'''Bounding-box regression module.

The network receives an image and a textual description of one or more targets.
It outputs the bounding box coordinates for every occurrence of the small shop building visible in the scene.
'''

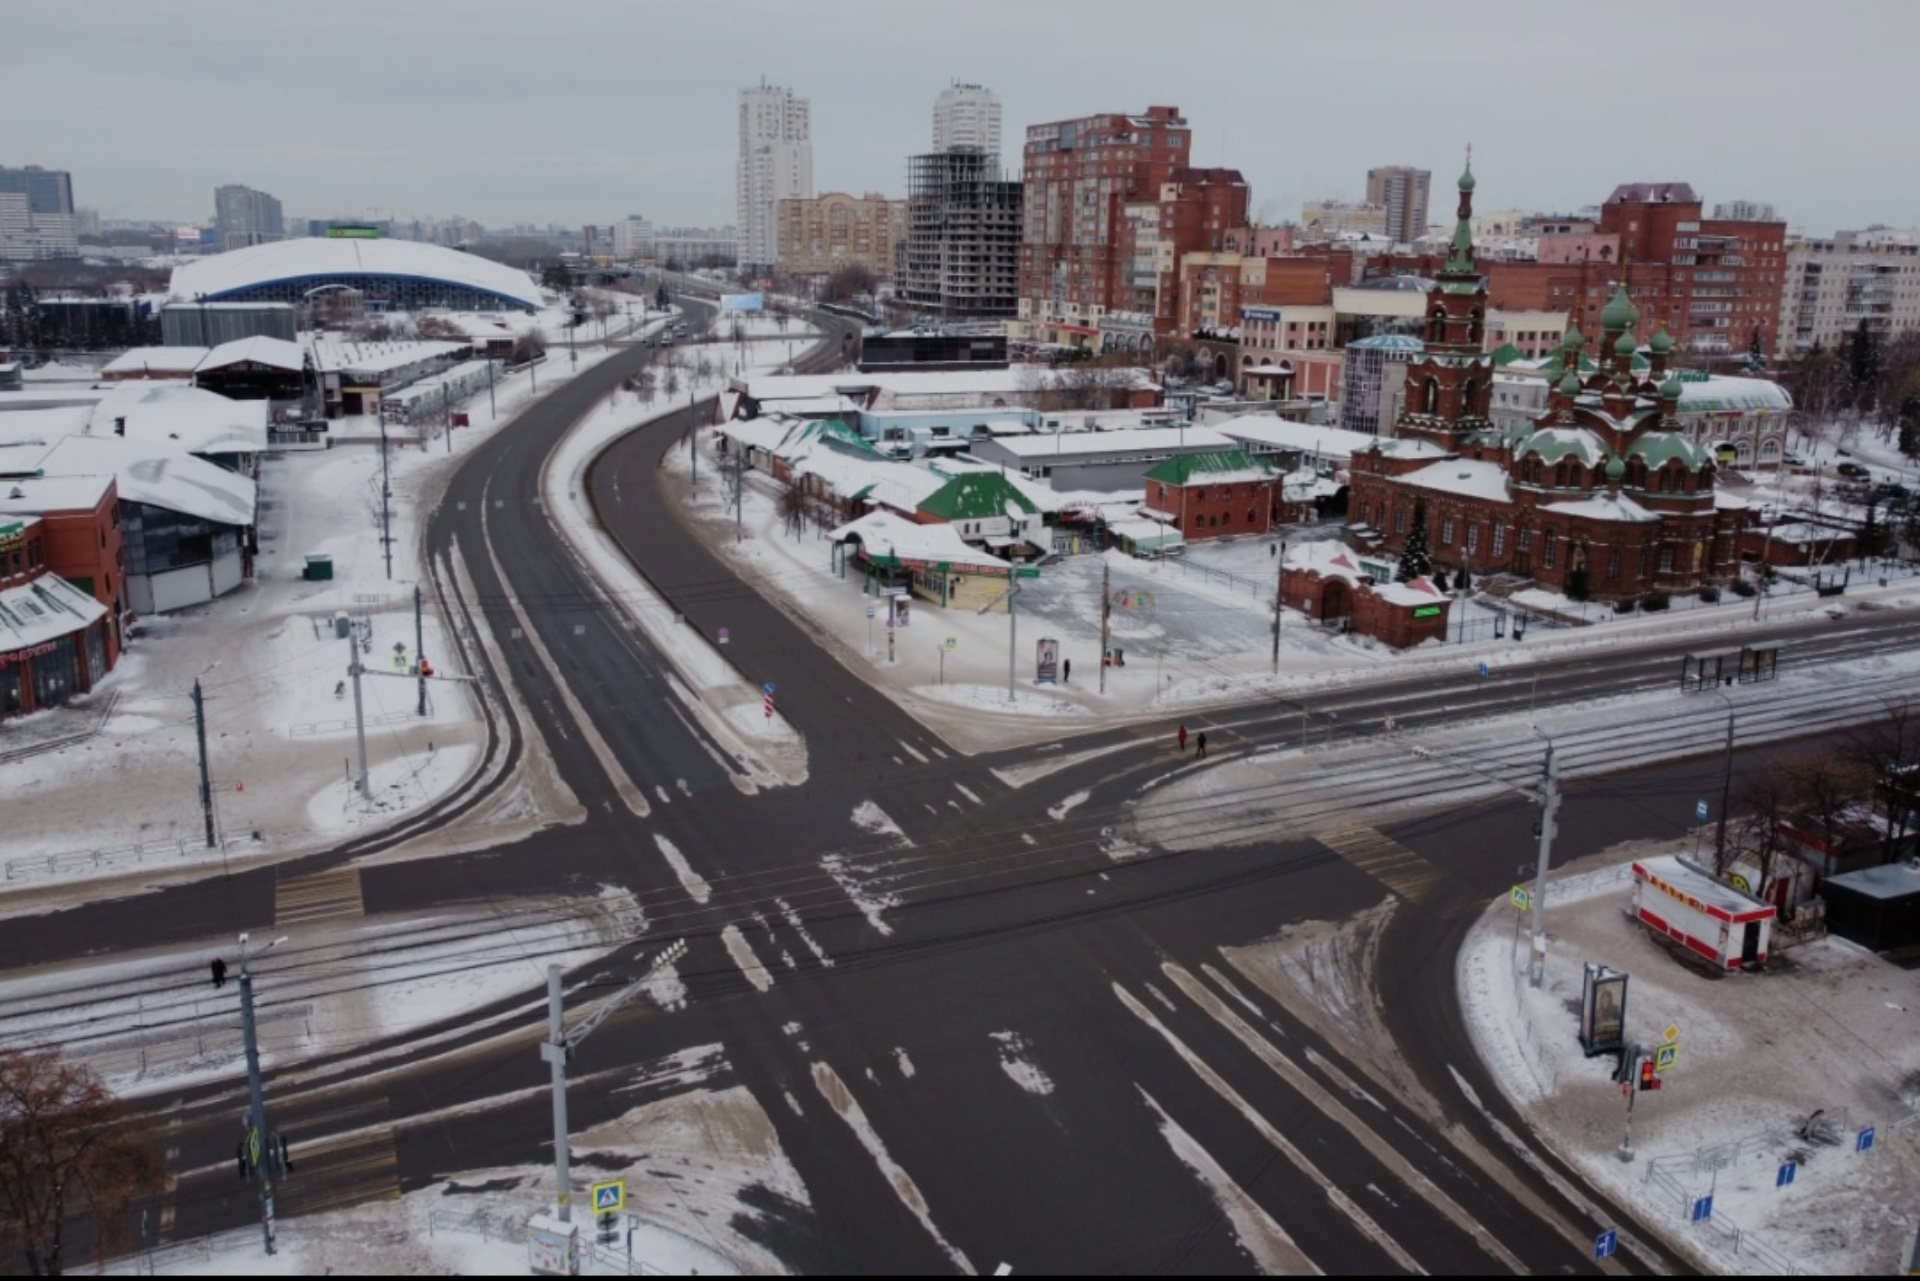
[0,517,116,719]
[1280,543,1451,648]
[1630,854,1774,971]
[829,510,1031,612]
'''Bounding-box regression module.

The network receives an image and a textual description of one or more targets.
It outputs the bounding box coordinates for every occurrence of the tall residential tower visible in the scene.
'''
[736,81,813,271]
[932,83,1001,160]
[1365,165,1431,245]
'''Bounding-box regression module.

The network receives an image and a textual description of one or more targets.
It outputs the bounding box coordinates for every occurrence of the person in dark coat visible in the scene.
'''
[1196,732,1209,758]
[1063,658,1071,684]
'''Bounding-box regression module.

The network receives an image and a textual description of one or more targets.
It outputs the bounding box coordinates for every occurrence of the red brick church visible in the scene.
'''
[1346,161,1748,600]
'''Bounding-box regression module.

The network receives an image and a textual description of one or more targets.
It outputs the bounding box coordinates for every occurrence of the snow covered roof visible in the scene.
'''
[1401,459,1512,502]
[103,346,208,376]
[1541,493,1661,522]
[1144,449,1277,487]
[0,572,106,654]
[793,450,944,514]
[1287,541,1447,607]
[1673,375,1792,415]
[918,471,1040,521]
[33,435,255,527]
[1824,861,1920,902]
[1106,518,1185,550]
[1212,415,1377,461]
[1633,854,1771,917]
[170,238,544,310]
[828,510,1013,571]
[198,335,305,373]
[985,426,1233,459]
[1370,437,1450,459]
[0,472,113,516]
[1518,426,1607,466]
[307,336,467,379]
[88,383,270,456]
[0,406,94,448]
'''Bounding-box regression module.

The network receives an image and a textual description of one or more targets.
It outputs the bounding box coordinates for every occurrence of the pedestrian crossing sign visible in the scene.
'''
[591,1180,625,1214]
[1510,885,1530,910]
[1654,1043,1679,1073]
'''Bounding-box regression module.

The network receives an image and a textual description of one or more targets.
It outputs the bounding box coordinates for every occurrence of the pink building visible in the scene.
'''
[1535,232,1621,265]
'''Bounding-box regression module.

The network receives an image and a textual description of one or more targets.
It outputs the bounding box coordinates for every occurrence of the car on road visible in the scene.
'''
[1836,460,1871,478]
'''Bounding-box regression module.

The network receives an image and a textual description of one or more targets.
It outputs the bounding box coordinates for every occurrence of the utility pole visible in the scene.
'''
[233,932,288,1256]
[1098,559,1111,696]
[1006,574,1019,704]
[378,415,393,580]
[487,358,496,420]
[414,585,428,717]
[1527,740,1561,987]
[541,943,687,1224]
[443,384,452,455]
[348,624,371,801]
[192,678,215,848]
[1271,539,1287,675]
[1714,702,1735,869]
[689,393,698,487]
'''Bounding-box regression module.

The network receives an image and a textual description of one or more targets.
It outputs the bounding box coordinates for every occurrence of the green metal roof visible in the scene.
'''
[917,471,1040,521]
[1627,432,1711,470]
[1518,426,1606,466]
[1489,342,1526,366]
[1143,449,1279,487]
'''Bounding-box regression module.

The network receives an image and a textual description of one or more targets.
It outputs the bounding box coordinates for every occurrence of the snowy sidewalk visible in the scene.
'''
[1459,846,1920,1274]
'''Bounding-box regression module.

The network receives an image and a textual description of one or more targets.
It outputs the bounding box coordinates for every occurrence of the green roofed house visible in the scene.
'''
[1142,449,1281,542]
[914,471,1046,559]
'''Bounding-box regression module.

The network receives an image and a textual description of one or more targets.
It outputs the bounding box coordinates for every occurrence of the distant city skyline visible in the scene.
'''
[7,0,1916,238]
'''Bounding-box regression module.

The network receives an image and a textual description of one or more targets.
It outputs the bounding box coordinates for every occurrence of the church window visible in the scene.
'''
[1607,548,1621,580]
[1543,536,1557,569]
[1658,545,1674,572]
[1466,524,1480,556]
[1492,524,1506,557]
[1441,517,1455,546]
[1518,526,1532,552]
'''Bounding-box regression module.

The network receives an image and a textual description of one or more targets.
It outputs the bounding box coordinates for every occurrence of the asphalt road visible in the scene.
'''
[18,297,1918,1272]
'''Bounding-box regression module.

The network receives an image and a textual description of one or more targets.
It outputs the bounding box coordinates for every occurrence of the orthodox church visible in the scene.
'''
[1345,161,1749,600]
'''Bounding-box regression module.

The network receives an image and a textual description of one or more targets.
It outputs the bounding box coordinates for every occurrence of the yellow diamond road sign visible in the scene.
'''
[1510,885,1530,910]
[1664,1024,1680,1044]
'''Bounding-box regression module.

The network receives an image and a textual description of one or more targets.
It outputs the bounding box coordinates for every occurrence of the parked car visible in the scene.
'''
[1836,460,1871,478]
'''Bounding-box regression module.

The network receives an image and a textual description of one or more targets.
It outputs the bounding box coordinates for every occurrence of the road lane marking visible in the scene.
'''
[821,854,899,936]
[721,923,772,992]
[275,865,364,925]
[775,897,833,968]
[811,1061,975,1275]
[1316,826,1445,903]
[1165,963,1524,1272]
[653,833,711,904]
[1113,982,1423,1274]
[481,521,650,820]
[1137,1087,1322,1276]
[1047,789,1090,821]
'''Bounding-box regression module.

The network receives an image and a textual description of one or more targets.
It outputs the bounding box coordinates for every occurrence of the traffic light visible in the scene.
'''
[1639,1059,1661,1091]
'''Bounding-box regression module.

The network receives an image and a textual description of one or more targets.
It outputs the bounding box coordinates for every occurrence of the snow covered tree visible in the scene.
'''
[1396,499,1434,582]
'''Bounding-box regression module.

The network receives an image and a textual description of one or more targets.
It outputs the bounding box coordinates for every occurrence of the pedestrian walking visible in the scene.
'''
[1177,724,1189,753]
[1270,542,1278,558]
[1196,732,1209,759]
[1063,658,1072,684]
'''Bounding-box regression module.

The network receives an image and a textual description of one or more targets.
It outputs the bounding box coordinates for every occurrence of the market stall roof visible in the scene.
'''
[828,510,1013,572]
[0,572,106,654]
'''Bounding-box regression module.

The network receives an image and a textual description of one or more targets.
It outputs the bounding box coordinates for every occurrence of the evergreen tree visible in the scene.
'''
[1860,499,1885,560]
[1396,498,1434,582]
[1848,318,1882,408]
[1746,327,1765,371]
[1899,398,1920,459]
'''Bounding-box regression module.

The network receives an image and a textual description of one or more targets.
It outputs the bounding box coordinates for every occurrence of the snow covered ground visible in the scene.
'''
[109,1078,804,1276]
[1459,847,1920,1276]
[0,307,677,898]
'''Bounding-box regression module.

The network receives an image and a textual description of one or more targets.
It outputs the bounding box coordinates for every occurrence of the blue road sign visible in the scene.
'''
[1696,799,1709,821]
[1478,661,1491,677]
[591,1179,625,1213]
[1858,1126,1877,1153]
[1690,1194,1714,1223]
[1593,1228,1618,1260]
[763,682,775,695]
[1776,1161,1797,1187]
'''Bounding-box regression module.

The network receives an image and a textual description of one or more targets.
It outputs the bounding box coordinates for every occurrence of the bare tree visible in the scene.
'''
[1723,758,1795,888]
[1847,697,1920,858]
[777,478,810,539]
[0,1049,164,1276]
[415,315,467,342]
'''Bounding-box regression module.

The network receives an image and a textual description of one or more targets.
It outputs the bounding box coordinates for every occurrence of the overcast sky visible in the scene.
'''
[9,0,1914,235]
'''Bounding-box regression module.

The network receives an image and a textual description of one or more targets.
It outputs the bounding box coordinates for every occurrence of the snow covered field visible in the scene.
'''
[1459,847,1920,1275]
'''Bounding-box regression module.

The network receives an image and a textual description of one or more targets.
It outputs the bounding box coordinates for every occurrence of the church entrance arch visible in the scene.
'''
[1319,578,1354,624]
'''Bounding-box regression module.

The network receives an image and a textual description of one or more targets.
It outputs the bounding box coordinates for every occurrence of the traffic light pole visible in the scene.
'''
[192,678,215,848]
[235,933,286,1254]
[1527,742,1561,988]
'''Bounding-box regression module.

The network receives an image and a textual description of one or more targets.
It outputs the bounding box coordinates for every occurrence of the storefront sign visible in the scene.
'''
[1412,605,1442,618]
[0,641,58,669]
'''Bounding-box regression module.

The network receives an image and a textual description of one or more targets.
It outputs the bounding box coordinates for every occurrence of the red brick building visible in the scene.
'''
[1481,183,1787,364]
[0,511,120,720]
[1142,449,1280,541]
[1017,106,1194,345]
[1282,545,1451,648]
[1344,165,1750,601]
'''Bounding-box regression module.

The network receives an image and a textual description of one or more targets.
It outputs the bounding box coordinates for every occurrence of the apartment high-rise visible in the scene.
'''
[932,83,1001,160]
[1017,105,1192,345]
[776,192,905,280]
[737,81,813,271]
[0,165,77,260]
[1778,227,1920,356]
[1365,166,1431,245]
[214,184,285,250]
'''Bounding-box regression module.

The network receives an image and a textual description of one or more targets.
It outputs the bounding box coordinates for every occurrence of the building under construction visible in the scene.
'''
[899,148,1021,320]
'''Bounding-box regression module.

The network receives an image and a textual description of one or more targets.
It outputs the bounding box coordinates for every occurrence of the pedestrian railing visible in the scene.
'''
[3,833,261,883]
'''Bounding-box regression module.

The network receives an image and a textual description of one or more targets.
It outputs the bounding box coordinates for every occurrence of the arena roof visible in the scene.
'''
[169,239,544,312]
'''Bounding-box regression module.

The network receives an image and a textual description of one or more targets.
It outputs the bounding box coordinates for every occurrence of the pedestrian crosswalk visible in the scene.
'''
[275,865,365,925]
[1316,824,1446,903]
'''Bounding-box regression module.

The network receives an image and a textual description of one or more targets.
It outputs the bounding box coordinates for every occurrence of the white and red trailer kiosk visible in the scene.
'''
[1630,854,1774,970]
